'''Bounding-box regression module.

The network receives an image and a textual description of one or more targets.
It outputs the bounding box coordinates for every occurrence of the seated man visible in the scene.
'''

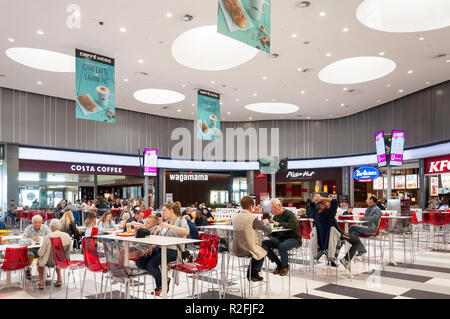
[262,199,301,276]
[124,209,144,232]
[343,207,354,215]
[340,195,382,271]
[37,219,72,289]
[23,214,51,280]
[232,196,272,281]
[311,197,339,261]
[194,209,209,227]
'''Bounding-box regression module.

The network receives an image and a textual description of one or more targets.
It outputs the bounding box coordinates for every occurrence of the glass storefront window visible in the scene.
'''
[210,191,229,204]
[18,172,40,181]
[232,177,248,203]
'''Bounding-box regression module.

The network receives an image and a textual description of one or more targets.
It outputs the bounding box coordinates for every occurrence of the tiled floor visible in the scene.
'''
[1,238,449,299]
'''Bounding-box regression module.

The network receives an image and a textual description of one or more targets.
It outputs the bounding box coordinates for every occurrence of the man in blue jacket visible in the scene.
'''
[340,195,382,271]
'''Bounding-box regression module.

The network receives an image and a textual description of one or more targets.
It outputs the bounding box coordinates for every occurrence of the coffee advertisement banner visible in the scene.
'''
[197,89,221,141]
[217,0,271,53]
[75,49,116,123]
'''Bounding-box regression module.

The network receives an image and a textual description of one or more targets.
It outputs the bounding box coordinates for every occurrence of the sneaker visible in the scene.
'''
[314,250,325,261]
[356,249,367,257]
[279,265,290,276]
[327,258,337,267]
[340,258,350,272]
[273,266,282,275]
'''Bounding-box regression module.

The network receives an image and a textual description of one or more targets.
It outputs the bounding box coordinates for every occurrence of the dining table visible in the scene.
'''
[95,234,202,299]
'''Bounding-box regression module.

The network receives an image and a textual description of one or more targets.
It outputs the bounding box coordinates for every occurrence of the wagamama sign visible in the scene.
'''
[169,173,209,182]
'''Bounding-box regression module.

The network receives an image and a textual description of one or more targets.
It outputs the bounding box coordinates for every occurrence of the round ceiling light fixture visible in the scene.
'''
[5,47,75,72]
[318,56,396,84]
[171,25,259,71]
[134,89,185,105]
[356,0,450,33]
[245,102,299,114]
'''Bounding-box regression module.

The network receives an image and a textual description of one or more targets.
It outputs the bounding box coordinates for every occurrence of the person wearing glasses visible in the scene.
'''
[261,199,301,276]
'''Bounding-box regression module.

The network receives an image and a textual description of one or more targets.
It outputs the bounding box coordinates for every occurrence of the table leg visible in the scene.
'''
[124,242,129,267]
[161,246,168,299]
[430,225,435,250]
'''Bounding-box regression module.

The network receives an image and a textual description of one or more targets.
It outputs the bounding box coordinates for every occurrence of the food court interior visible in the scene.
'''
[0,0,449,302]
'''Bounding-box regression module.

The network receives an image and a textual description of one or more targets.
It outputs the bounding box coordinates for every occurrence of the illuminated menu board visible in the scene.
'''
[390,130,405,166]
[375,131,387,167]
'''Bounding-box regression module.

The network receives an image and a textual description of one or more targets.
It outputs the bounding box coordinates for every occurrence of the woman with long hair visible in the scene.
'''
[60,208,81,248]
[84,211,102,237]
[98,211,115,230]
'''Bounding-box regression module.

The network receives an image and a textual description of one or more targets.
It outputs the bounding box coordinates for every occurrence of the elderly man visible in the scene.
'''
[23,214,51,279]
[37,219,72,289]
[262,199,301,276]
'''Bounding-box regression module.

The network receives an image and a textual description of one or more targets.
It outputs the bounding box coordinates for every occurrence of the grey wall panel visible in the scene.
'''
[1,80,449,159]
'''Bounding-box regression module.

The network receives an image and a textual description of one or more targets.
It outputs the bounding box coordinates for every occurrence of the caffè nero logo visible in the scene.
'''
[286,171,315,178]
[169,173,209,182]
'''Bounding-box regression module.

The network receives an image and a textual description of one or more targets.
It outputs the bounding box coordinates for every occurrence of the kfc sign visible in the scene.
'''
[426,155,450,174]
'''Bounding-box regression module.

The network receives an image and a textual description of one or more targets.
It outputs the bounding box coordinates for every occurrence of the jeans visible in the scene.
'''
[136,247,177,288]
[72,210,80,226]
[262,237,300,268]
[316,222,333,251]
[344,226,374,261]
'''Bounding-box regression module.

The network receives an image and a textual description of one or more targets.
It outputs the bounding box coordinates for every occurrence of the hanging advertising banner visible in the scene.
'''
[75,49,115,123]
[406,174,418,189]
[375,131,387,167]
[430,176,439,196]
[390,130,405,166]
[143,149,158,177]
[197,89,221,141]
[217,0,271,54]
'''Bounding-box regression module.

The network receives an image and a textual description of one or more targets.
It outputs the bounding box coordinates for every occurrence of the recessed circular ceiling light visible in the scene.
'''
[326,52,332,57]
[292,34,297,38]
[236,98,239,102]
[398,89,404,93]
[172,25,258,71]
[426,81,430,84]
[166,12,173,18]
[8,38,14,42]
[262,76,267,80]
[377,100,381,103]
[419,37,425,40]
[297,68,303,72]
[407,70,413,74]
[211,80,215,84]
[37,81,42,85]
[123,78,128,82]
[120,27,127,33]
[138,59,143,63]
[249,117,253,120]
[36,30,44,35]
[446,59,450,63]
[245,102,299,114]
[181,84,186,87]
[342,27,349,32]
[177,109,181,112]
[356,0,450,33]
[343,87,348,91]
[300,90,305,94]
[386,84,391,87]
[328,114,333,117]
[379,52,385,56]
[5,47,75,72]
[325,98,329,101]
[227,111,231,115]
[306,116,311,119]
[192,103,195,106]
[318,56,396,84]
[253,93,257,96]
[319,12,326,17]
[134,89,185,105]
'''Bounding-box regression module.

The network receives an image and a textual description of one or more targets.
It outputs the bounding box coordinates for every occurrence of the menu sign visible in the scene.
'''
[143,149,158,177]
[375,131,387,167]
[406,174,418,189]
[441,173,450,188]
[197,90,221,141]
[383,176,395,189]
[430,176,439,196]
[75,49,115,123]
[373,176,383,190]
[390,130,405,166]
[395,175,406,189]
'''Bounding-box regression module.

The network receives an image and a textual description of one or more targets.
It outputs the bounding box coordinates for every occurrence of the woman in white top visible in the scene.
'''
[84,211,103,237]
[98,211,115,230]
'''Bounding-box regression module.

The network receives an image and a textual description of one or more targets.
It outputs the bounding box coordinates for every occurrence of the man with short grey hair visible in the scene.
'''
[23,214,51,280]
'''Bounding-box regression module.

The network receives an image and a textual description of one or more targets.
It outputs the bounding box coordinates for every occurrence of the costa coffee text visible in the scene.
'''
[70,164,123,174]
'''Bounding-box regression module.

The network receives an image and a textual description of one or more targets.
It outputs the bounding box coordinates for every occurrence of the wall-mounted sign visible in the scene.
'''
[441,173,450,188]
[217,0,272,54]
[285,171,315,179]
[166,193,174,203]
[425,154,450,174]
[197,89,221,141]
[390,130,405,166]
[375,131,387,167]
[406,174,418,189]
[353,166,380,182]
[430,176,439,196]
[168,173,209,182]
[75,49,115,123]
[143,149,158,177]
[395,175,406,189]
[373,176,383,190]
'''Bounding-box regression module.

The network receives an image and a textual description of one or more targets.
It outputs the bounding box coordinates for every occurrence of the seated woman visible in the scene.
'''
[60,208,81,248]
[37,219,72,289]
[136,202,189,296]
[120,213,130,229]
[84,211,103,237]
[98,211,115,230]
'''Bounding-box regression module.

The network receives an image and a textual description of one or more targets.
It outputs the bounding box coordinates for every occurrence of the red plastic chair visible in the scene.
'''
[170,233,220,298]
[299,219,312,240]
[81,237,108,298]
[143,209,152,218]
[1,247,30,287]
[91,227,99,237]
[49,237,85,299]
[430,211,446,227]
[338,215,354,232]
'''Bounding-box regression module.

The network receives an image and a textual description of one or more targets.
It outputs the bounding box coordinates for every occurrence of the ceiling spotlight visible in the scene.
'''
[300,90,305,94]
[236,98,239,102]
[36,30,44,35]
[181,84,186,87]
[8,38,15,42]
[166,12,173,18]
[342,27,349,32]
[319,12,326,17]
[297,1,311,8]
[192,103,195,106]
[343,87,348,91]
[326,52,331,57]
[386,84,391,87]
[227,111,231,115]
[180,14,194,22]
[306,116,311,119]
[191,112,194,115]
[211,80,215,84]
[220,102,223,105]
[419,37,425,40]
[37,81,42,85]
[177,109,181,112]
[262,76,267,80]
[398,89,404,93]
[407,70,413,74]
[249,117,253,120]
[253,93,257,96]
[292,34,297,38]
[426,81,430,84]
[297,68,303,72]
[377,100,381,103]
[120,27,126,33]
[325,98,329,102]
[328,114,333,117]
[123,78,128,82]
[340,103,345,107]
[379,51,385,56]
[446,59,450,63]
[138,59,143,63]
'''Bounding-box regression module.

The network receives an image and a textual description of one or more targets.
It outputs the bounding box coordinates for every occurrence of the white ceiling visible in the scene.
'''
[0,0,449,121]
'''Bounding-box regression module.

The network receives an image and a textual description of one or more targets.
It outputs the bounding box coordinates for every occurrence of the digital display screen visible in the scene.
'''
[390,130,405,166]
[143,149,158,176]
[375,131,387,167]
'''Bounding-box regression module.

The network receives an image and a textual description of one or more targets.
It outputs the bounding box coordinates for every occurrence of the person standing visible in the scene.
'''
[6,199,17,227]
[340,195,382,270]
[232,196,272,281]
[262,199,301,276]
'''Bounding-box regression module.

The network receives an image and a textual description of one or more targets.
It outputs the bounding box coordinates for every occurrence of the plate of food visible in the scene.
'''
[219,0,254,32]
[116,232,135,237]
[76,93,103,116]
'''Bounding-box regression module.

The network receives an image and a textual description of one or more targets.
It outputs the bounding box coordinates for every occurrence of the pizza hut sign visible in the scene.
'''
[286,171,315,179]
[70,164,123,174]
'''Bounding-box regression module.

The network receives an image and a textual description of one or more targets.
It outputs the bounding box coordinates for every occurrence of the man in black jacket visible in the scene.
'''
[194,210,209,227]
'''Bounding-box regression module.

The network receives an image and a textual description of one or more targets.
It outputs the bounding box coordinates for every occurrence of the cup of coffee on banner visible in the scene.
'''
[249,0,269,21]
[96,86,112,106]
[209,114,217,128]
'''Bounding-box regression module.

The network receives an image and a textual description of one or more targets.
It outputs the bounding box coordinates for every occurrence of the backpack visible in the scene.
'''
[186,221,199,239]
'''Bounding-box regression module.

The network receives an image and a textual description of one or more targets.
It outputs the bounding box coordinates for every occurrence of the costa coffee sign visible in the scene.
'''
[426,154,450,174]
[70,164,123,174]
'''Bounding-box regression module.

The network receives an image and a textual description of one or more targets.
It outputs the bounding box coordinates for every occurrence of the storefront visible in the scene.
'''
[425,154,450,205]
[17,158,155,209]
[165,171,248,207]
[254,168,343,207]
[0,145,5,210]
